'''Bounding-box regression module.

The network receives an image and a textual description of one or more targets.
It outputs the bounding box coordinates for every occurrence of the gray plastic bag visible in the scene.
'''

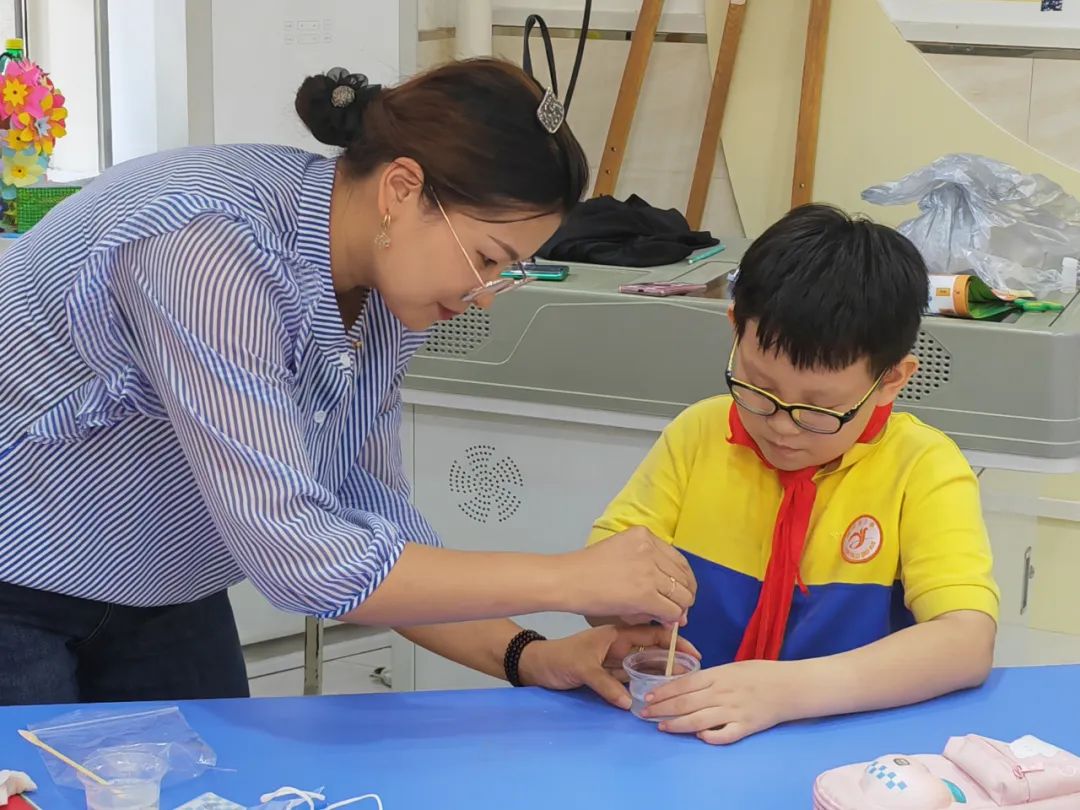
[862,154,1080,297]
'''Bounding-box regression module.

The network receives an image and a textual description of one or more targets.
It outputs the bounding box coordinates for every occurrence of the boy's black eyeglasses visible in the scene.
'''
[724,339,884,435]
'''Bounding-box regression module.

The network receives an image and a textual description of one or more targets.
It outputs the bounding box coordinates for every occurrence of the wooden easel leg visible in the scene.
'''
[791,0,831,209]
[686,0,747,230]
[592,0,666,198]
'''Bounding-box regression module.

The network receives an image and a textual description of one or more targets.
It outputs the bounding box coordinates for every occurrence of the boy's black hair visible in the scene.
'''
[732,203,928,375]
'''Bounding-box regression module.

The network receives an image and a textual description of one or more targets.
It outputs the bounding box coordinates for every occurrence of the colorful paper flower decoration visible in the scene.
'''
[0,56,69,227]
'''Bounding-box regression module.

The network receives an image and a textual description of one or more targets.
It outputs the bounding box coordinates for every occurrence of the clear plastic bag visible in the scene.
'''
[862,153,1080,298]
[27,706,216,789]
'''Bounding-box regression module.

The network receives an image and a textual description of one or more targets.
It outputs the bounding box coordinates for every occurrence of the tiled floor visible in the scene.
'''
[243,625,393,698]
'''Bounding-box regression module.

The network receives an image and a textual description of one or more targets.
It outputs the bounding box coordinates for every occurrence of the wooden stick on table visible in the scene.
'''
[790,0,831,209]
[686,0,747,230]
[592,0,666,198]
[17,729,108,785]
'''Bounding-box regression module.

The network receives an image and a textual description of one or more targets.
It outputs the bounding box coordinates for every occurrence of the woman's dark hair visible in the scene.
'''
[732,204,929,376]
[295,59,589,216]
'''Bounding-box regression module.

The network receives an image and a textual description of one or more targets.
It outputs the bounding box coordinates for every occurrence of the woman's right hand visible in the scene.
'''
[558,527,696,624]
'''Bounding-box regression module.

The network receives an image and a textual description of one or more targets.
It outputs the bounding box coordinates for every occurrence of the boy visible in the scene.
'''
[588,204,999,744]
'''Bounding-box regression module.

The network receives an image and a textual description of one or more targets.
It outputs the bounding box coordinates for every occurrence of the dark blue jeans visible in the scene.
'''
[0,582,250,705]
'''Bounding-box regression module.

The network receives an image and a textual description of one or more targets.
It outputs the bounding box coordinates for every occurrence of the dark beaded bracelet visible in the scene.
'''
[503,629,547,687]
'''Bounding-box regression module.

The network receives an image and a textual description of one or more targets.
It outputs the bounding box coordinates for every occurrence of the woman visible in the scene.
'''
[0,59,695,706]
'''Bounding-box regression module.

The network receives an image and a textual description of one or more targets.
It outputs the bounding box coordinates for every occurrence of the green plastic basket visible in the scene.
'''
[15,185,80,232]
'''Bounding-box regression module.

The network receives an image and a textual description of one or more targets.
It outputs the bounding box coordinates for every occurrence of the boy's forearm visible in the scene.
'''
[790,610,996,720]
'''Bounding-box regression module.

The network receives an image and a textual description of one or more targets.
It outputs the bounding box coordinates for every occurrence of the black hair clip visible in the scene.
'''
[536,88,565,134]
[326,67,380,109]
[522,2,590,134]
[331,85,354,108]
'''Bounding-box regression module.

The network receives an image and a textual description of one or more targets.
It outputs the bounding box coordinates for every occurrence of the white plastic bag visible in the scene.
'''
[862,154,1080,297]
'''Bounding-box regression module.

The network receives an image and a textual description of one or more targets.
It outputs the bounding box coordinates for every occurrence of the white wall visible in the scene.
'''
[23,0,705,178]
[26,0,99,177]
[22,0,191,175]
[491,0,705,33]
[418,1,707,33]
[210,0,415,148]
[153,0,191,152]
[107,0,158,164]
[107,0,192,163]
[0,3,14,41]
[419,0,453,30]
[26,0,1075,179]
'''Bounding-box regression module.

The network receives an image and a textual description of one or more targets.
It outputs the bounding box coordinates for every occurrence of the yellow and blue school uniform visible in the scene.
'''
[589,396,999,666]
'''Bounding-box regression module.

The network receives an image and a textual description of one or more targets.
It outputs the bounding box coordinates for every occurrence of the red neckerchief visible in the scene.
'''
[727,402,893,661]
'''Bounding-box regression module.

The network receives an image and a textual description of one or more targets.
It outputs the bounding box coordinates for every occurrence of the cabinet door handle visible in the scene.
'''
[1021,546,1035,615]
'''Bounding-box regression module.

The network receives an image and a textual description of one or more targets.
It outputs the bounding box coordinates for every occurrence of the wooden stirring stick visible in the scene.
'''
[665,624,680,677]
[18,729,108,785]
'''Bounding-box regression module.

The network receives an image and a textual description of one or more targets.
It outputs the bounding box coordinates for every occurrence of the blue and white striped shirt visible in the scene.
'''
[0,144,441,617]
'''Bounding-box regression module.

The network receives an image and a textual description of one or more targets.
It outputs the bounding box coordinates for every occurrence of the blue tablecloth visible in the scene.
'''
[0,666,1076,809]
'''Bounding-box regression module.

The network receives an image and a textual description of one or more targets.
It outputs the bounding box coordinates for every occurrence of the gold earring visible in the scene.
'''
[374,212,391,249]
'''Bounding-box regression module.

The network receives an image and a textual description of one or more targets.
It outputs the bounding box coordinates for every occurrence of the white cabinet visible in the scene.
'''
[981,469,1080,667]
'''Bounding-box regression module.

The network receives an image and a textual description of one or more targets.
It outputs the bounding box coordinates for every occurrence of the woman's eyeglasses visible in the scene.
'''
[432,193,535,304]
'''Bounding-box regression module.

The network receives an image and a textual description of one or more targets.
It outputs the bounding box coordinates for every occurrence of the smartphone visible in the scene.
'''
[503,262,570,281]
[619,282,707,297]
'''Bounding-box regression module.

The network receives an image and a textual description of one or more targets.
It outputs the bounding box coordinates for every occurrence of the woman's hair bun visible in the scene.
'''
[294,67,382,148]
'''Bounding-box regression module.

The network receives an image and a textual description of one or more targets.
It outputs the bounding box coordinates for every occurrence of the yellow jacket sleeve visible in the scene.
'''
[588,401,708,547]
[899,439,1000,623]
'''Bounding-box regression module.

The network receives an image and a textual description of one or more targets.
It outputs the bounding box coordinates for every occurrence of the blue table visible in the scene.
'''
[1,666,1077,810]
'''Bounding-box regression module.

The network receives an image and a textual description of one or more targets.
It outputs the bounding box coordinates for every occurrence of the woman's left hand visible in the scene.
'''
[519,624,701,709]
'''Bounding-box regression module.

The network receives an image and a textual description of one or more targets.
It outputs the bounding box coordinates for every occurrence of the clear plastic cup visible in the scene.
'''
[78,749,168,810]
[623,649,701,721]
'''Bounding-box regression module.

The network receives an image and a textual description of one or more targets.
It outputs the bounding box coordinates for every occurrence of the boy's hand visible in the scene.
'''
[519,624,701,709]
[641,659,804,744]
